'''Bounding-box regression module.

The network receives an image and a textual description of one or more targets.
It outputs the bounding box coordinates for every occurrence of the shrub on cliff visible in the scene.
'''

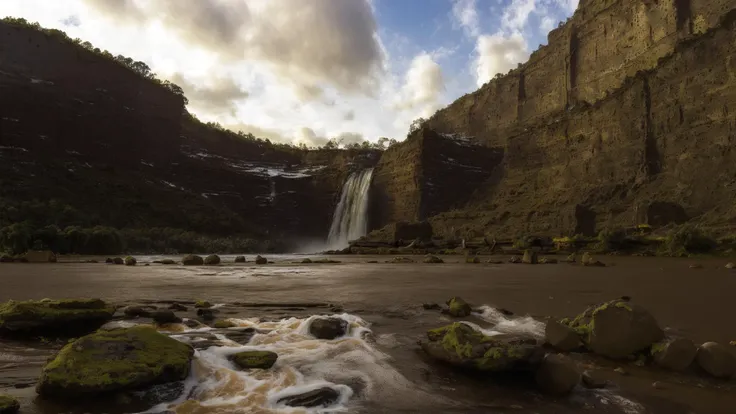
[663,225,716,256]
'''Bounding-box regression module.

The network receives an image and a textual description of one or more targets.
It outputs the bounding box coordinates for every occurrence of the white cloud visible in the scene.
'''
[474,33,529,86]
[394,53,446,117]
[501,0,538,32]
[451,0,480,37]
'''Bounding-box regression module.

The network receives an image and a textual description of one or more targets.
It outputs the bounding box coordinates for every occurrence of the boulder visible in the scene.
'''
[229,350,278,369]
[168,303,188,312]
[465,256,481,264]
[0,299,115,337]
[567,299,663,359]
[234,256,246,263]
[309,317,348,340]
[545,320,582,352]
[159,259,177,265]
[420,323,542,372]
[0,395,19,414]
[196,308,217,321]
[204,255,220,265]
[123,306,153,319]
[509,256,521,264]
[535,353,580,395]
[581,370,607,389]
[36,326,193,398]
[124,256,137,266]
[24,250,57,263]
[182,255,204,266]
[0,255,15,263]
[695,342,736,378]
[565,253,576,263]
[424,255,444,264]
[213,320,236,329]
[726,262,735,269]
[651,337,697,371]
[277,387,341,408]
[390,256,415,263]
[151,310,182,325]
[194,300,212,309]
[113,257,124,265]
[255,255,267,265]
[522,250,538,264]
[446,297,472,317]
[582,252,605,267]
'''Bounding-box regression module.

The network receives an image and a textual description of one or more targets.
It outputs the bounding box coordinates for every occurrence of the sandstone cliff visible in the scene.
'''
[369,0,736,239]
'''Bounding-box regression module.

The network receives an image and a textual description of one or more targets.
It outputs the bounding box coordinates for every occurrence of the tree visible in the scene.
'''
[409,118,427,134]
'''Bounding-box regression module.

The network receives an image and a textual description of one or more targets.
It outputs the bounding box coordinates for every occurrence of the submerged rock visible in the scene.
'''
[695,342,736,378]
[423,303,441,310]
[651,337,697,371]
[309,317,348,340]
[390,256,415,263]
[301,258,313,264]
[194,300,212,309]
[124,256,137,266]
[522,250,538,264]
[159,259,177,265]
[196,308,217,321]
[222,328,256,345]
[123,306,153,319]
[151,310,182,325]
[465,256,481,264]
[420,323,542,372]
[582,252,605,267]
[424,255,444,264]
[213,320,236,329]
[567,299,663,359]
[255,255,268,265]
[36,326,193,398]
[545,320,582,352]
[539,257,558,264]
[509,256,522,264]
[446,297,472,317]
[0,395,20,414]
[168,303,187,312]
[277,387,341,408]
[0,299,115,337]
[113,257,124,265]
[105,258,114,264]
[234,256,246,263]
[204,254,220,265]
[581,370,607,389]
[182,255,204,266]
[535,353,580,395]
[229,350,278,369]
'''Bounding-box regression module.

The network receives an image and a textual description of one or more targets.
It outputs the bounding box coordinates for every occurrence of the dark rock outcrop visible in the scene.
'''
[0,299,115,337]
[151,310,182,325]
[204,255,220,265]
[234,256,246,263]
[229,350,278,370]
[651,337,697,371]
[255,255,267,265]
[0,395,19,414]
[695,342,736,378]
[446,297,472,317]
[308,317,348,340]
[545,320,582,352]
[124,256,137,266]
[182,255,204,266]
[535,353,580,395]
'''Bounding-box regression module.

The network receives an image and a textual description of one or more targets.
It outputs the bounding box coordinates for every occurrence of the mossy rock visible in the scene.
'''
[465,256,480,264]
[213,320,235,329]
[420,323,541,372]
[159,259,177,265]
[424,255,444,264]
[229,350,278,369]
[522,250,538,264]
[255,255,267,265]
[204,254,221,265]
[194,300,212,309]
[182,255,204,266]
[234,256,246,263]
[0,394,20,414]
[113,257,124,265]
[0,299,115,338]
[446,297,471,317]
[37,326,193,398]
[301,258,313,263]
[124,256,137,266]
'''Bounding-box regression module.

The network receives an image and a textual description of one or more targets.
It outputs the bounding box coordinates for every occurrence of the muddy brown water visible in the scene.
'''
[1,255,735,413]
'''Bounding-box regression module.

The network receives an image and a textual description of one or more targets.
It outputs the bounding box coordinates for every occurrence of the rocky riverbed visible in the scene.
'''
[1,255,735,413]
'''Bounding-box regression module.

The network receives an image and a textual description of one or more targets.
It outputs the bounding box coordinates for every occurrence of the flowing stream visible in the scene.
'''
[327,169,373,249]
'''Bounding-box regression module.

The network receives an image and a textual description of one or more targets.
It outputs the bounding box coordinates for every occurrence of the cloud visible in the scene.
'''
[474,33,529,86]
[82,0,385,100]
[451,0,479,37]
[343,110,355,121]
[60,15,81,27]
[170,73,249,116]
[501,0,538,32]
[225,122,290,143]
[394,53,445,116]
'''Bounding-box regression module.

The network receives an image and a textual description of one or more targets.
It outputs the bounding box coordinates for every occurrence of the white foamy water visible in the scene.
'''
[474,305,545,339]
[143,313,436,413]
[327,169,374,249]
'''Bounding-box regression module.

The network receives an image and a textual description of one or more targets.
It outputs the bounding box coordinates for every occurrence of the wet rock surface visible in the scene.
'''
[695,342,736,378]
[277,387,341,408]
[652,337,698,371]
[0,395,19,414]
[229,350,278,369]
[535,353,580,395]
[0,299,115,338]
[309,317,348,339]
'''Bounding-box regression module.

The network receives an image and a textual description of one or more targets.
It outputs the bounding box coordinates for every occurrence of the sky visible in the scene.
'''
[0,0,579,146]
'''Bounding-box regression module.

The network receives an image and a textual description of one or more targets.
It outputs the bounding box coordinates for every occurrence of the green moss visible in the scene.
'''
[430,323,485,358]
[124,256,136,266]
[614,302,632,311]
[0,394,20,413]
[447,297,472,317]
[38,326,193,397]
[230,351,278,370]
[650,341,667,356]
[559,317,571,325]
[213,320,235,329]
[0,299,115,336]
[194,300,212,309]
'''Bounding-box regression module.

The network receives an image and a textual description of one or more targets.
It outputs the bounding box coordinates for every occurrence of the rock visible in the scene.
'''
[168,303,188,312]
[652,381,665,390]
[151,310,182,325]
[730,340,736,346]
[194,300,212,308]
[213,320,235,329]
[424,255,444,264]
[222,328,256,345]
[308,317,348,339]
[423,303,441,310]
[420,323,542,372]
[113,257,124,265]
[726,262,735,269]
[522,250,538,264]
[614,367,628,375]
[465,256,480,264]
[689,264,703,269]
[255,255,267,265]
[0,395,19,414]
[565,253,576,263]
[301,258,313,263]
[277,387,341,408]
[123,306,152,319]
[182,255,204,266]
[144,263,150,266]
[229,350,278,369]
[539,257,558,264]
[567,299,663,359]
[24,250,57,263]
[446,296,472,317]
[159,259,177,265]
[581,370,607,389]
[0,299,115,337]
[509,256,521,264]
[486,260,504,264]
[36,326,193,398]
[582,252,605,267]
[535,353,580,395]
[234,256,246,263]
[133,381,185,407]
[124,256,137,266]
[545,320,583,352]
[105,258,114,264]
[390,256,415,263]
[204,254,220,265]
[695,342,736,378]
[651,337,697,371]
[183,319,205,329]
[196,308,217,321]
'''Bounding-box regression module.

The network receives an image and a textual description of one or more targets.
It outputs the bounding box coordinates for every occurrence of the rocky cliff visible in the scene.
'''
[0,19,378,250]
[369,0,736,239]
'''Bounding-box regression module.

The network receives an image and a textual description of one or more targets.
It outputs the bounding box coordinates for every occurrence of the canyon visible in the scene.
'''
[2,0,736,252]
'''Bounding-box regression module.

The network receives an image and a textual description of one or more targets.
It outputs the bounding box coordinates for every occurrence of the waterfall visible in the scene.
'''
[327,168,374,249]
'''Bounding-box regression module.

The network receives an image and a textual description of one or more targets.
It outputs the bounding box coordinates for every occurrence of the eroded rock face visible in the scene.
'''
[0,299,115,337]
[651,337,697,371]
[36,326,193,398]
[535,353,580,395]
[420,323,542,372]
[695,342,736,378]
[309,317,348,340]
[229,350,278,370]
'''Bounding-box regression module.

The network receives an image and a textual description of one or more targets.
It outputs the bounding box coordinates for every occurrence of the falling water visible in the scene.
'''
[327,168,374,248]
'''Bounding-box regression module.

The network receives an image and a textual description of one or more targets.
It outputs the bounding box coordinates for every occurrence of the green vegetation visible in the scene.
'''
[213,320,236,329]
[661,224,717,256]
[0,299,115,337]
[0,394,20,413]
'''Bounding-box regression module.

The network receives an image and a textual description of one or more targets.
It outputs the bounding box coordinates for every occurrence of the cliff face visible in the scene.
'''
[0,20,378,245]
[369,0,736,238]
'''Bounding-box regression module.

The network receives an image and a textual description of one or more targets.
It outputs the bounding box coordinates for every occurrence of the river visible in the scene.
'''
[1,255,735,413]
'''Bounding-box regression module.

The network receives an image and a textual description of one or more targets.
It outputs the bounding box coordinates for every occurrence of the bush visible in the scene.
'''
[596,228,627,252]
[663,225,717,256]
